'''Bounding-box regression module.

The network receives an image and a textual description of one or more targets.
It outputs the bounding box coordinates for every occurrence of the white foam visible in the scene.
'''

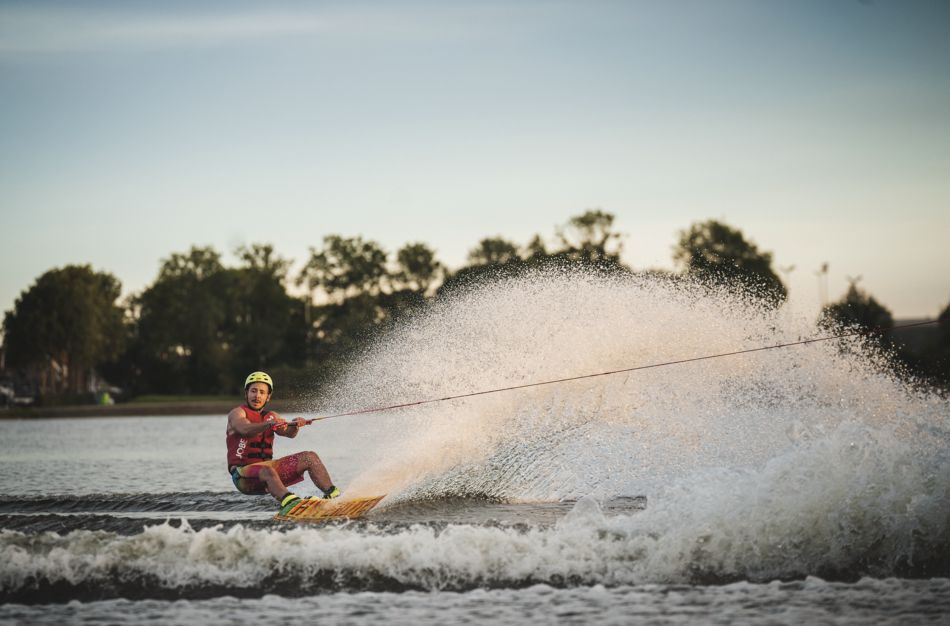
[317,269,945,502]
[3,417,948,592]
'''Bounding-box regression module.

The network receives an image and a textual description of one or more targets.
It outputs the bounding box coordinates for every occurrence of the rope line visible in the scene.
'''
[304,319,938,424]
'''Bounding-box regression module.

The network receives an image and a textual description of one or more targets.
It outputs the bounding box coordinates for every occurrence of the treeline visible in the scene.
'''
[3,211,949,402]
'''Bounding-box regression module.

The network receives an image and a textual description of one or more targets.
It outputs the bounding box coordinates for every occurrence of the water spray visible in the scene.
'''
[303,319,938,425]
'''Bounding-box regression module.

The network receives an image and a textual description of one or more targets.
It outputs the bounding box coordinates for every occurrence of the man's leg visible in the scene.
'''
[257,464,291,502]
[293,451,334,493]
[234,461,294,502]
[266,453,337,499]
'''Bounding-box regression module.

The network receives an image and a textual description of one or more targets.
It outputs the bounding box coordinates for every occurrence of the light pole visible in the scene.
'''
[814,263,829,308]
[779,264,796,291]
[845,275,863,297]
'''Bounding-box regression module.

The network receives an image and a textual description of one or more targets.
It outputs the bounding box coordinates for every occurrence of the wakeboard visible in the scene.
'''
[273,494,385,522]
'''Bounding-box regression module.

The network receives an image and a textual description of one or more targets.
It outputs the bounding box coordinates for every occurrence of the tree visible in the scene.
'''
[522,234,549,265]
[373,242,443,327]
[310,293,385,364]
[438,237,527,297]
[881,299,950,389]
[237,242,291,279]
[131,247,230,394]
[130,244,306,395]
[299,235,389,302]
[394,242,443,293]
[673,219,787,306]
[296,236,390,368]
[467,237,521,266]
[819,282,894,341]
[226,244,306,383]
[554,209,624,268]
[818,281,909,364]
[439,211,628,297]
[3,265,125,394]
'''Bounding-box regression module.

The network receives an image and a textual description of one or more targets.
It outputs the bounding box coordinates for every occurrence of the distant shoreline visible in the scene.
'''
[0,399,312,419]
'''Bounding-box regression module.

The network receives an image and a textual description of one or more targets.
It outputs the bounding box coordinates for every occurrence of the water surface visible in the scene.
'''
[3,271,948,623]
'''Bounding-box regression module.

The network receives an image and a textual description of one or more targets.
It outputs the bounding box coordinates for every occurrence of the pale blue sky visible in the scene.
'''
[1,0,948,318]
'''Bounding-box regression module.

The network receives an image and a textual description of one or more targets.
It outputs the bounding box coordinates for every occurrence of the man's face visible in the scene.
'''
[246,382,271,410]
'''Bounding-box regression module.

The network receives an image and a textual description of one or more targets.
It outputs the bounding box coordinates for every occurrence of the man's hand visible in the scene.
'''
[272,416,306,435]
[266,416,287,432]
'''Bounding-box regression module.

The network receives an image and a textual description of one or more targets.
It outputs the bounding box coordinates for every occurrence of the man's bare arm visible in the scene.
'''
[227,407,279,436]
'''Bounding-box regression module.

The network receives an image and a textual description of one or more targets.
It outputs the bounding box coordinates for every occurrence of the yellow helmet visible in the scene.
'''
[244,371,274,392]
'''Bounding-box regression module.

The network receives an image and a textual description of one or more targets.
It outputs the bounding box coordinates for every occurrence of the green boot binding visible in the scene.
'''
[278,493,302,515]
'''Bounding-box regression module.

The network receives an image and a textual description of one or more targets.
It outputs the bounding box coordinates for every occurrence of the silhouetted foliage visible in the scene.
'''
[439,211,629,296]
[3,265,125,394]
[394,242,442,293]
[523,235,548,264]
[554,209,625,269]
[468,237,521,266]
[309,293,384,373]
[673,219,786,307]
[124,244,306,395]
[6,211,938,400]
[226,244,306,384]
[297,236,394,370]
[909,300,950,388]
[437,261,527,297]
[819,284,894,337]
[817,288,950,389]
[130,247,231,394]
[439,236,527,297]
[300,235,388,301]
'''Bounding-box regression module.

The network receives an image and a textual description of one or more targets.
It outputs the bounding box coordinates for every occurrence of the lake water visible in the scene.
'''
[2,271,949,624]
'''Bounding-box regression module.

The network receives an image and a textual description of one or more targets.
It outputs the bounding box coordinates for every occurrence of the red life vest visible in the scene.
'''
[226,405,275,467]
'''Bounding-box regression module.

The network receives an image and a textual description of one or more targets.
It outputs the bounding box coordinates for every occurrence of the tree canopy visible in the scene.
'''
[227,244,305,379]
[3,265,125,394]
[820,283,894,337]
[5,210,937,401]
[300,235,388,301]
[554,209,624,268]
[130,247,230,394]
[673,219,786,307]
[468,237,521,266]
[439,210,629,296]
[394,242,442,293]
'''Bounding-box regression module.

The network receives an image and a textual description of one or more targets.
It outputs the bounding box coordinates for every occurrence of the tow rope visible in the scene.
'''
[303,319,939,425]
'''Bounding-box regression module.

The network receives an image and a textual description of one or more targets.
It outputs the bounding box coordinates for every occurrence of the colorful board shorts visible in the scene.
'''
[230,453,306,495]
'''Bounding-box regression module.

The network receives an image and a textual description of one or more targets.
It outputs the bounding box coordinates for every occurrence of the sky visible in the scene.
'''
[1,0,948,319]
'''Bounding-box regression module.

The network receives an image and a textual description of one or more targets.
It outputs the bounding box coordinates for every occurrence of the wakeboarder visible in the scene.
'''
[226,371,340,515]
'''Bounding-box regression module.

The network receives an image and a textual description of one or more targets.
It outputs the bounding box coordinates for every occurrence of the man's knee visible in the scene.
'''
[259,465,278,482]
[295,451,320,471]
